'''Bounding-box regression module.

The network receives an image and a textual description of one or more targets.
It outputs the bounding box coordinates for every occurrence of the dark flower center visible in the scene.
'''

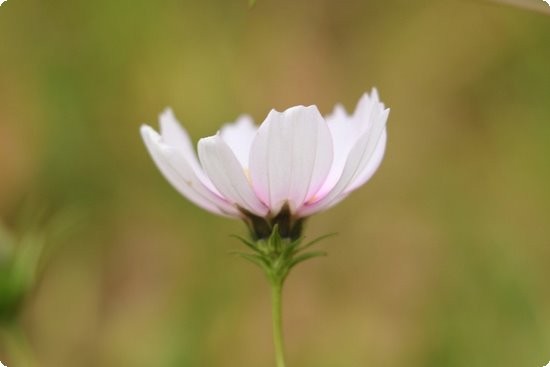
[240,203,304,241]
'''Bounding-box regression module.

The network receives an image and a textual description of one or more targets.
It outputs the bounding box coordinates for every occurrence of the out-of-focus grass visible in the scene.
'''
[1,0,549,366]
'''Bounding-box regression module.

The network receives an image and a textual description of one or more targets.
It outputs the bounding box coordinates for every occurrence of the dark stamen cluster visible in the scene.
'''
[240,203,304,241]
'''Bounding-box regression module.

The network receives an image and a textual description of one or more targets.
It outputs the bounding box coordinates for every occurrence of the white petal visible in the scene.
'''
[317,90,383,197]
[219,115,257,168]
[303,129,388,214]
[353,89,383,135]
[159,108,194,156]
[347,129,387,191]
[327,103,349,122]
[159,108,214,186]
[320,107,359,194]
[298,107,389,217]
[198,134,268,217]
[249,105,333,214]
[141,125,240,217]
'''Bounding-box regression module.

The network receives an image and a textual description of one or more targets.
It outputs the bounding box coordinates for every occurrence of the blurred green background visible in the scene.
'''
[1,0,550,366]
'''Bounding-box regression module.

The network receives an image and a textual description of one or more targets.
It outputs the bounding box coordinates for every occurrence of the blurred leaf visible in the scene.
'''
[0,205,82,324]
[0,222,15,264]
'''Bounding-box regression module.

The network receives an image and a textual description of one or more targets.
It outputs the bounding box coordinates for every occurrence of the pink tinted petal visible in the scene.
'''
[318,90,385,197]
[249,106,333,214]
[347,130,387,191]
[305,129,387,214]
[141,125,240,217]
[219,115,257,169]
[320,107,358,195]
[159,108,218,189]
[159,108,195,156]
[353,89,382,134]
[298,107,389,217]
[198,134,268,217]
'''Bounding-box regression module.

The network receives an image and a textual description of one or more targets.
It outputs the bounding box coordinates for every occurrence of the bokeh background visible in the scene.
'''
[1,0,550,366]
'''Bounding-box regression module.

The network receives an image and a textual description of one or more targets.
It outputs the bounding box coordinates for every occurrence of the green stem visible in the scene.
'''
[235,227,330,367]
[270,278,286,367]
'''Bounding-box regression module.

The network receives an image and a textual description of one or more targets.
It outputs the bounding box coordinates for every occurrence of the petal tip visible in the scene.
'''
[235,114,255,125]
[160,107,175,120]
[140,124,159,140]
[159,107,178,129]
[197,134,220,152]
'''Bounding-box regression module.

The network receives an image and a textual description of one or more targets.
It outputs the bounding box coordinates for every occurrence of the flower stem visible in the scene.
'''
[270,278,286,367]
[234,227,331,367]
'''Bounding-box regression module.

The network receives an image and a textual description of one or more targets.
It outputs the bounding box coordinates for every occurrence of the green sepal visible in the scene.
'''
[230,251,271,273]
[288,251,327,271]
[230,234,262,255]
[232,226,335,285]
[292,233,336,255]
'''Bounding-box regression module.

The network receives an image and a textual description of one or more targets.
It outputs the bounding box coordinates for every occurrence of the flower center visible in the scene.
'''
[239,204,304,241]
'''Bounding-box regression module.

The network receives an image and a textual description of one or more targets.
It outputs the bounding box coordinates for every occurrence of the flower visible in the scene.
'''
[141,90,389,239]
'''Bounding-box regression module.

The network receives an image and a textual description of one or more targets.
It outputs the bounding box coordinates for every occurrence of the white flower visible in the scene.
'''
[141,90,389,238]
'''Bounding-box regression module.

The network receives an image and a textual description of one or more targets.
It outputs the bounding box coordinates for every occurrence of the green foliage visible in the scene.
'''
[0,224,44,323]
[0,208,80,325]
